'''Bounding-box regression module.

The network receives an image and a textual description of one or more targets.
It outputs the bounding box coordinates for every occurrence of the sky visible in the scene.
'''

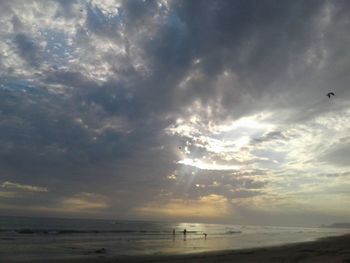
[0,0,350,227]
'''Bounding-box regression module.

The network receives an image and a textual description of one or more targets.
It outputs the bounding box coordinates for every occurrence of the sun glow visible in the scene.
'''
[134,194,230,219]
[178,158,239,171]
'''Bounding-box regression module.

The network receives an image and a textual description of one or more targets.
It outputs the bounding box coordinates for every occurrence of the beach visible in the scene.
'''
[4,234,350,263]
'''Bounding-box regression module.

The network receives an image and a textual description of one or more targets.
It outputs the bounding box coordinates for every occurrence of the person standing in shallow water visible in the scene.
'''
[183,229,187,240]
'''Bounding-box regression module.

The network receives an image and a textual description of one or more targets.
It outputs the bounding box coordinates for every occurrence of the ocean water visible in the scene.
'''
[0,216,349,261]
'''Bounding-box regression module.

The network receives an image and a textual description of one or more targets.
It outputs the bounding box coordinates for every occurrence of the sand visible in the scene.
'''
[7,234,350,263]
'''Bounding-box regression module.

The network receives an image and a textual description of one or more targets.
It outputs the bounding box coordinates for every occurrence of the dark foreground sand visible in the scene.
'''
[10,234,350,263]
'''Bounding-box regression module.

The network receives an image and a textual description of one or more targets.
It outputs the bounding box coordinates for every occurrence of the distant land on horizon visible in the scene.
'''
[321,223,350,229]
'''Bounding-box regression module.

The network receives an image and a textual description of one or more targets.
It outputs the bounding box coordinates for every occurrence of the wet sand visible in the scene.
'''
[7,234,350,263]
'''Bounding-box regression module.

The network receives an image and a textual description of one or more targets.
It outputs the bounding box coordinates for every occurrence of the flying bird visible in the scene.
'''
[327,92,335,99]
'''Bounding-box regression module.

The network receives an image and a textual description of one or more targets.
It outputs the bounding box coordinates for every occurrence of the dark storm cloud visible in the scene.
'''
[74,0,348,125]
[71,0,346,123]
[0,85,88,179]
[133,0,322,119]
[13,33,42,67]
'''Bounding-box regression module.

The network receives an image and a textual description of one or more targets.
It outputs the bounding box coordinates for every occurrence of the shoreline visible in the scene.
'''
[9,233,350,263]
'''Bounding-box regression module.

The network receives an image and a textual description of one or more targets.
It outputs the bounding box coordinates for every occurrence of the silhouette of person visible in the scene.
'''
[204,233,207,239]
[183,229,187,241]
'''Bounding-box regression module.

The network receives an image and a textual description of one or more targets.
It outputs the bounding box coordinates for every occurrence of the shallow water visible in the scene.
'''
[0,216,349,260]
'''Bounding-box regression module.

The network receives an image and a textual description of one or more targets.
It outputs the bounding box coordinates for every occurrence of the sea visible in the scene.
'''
[0,216,349,261]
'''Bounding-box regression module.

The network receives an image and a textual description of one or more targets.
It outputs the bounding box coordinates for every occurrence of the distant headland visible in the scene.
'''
[321,223,350,229]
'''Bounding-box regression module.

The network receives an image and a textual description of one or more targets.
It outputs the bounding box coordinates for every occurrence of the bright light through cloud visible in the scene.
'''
[215,113,275,133]
[168,112,277,171]
[178,158,240,171]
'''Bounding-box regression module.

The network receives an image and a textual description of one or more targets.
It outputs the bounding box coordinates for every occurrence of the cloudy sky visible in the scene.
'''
[0,0,350,227]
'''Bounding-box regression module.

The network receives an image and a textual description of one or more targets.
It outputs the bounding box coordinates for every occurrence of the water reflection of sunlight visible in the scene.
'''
[176,222,211,235]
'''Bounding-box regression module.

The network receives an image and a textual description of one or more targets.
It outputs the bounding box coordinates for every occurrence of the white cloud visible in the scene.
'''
[1,181,48,192]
